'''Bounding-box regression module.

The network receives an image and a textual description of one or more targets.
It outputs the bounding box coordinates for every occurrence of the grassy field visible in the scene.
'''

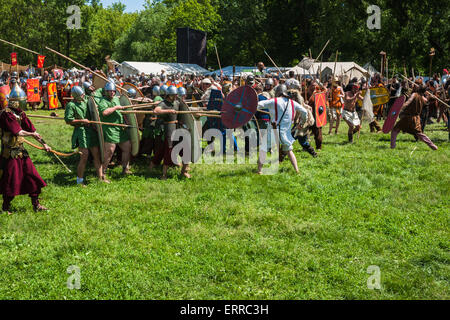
[0,109,448,300]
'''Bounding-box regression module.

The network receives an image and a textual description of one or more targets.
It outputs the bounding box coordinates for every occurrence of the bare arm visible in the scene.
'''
[153,106,176,115]
[18,131,51,152]
[103,105,124,117]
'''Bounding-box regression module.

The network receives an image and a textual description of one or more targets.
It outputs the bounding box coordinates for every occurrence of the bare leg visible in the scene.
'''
[89,146,104,181]
[335,117,341,134]
[181,164,191,179]
[328,118,334,134]
[161,165,169,180]
[287,150,299,173]
[103,142,117,175]
[345,120,355,143]
[77,148,90,183]
[119,140,132,174]
[257,150,267,174]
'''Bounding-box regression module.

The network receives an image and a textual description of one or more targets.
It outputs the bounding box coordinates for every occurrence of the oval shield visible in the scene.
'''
[221,85,257,129]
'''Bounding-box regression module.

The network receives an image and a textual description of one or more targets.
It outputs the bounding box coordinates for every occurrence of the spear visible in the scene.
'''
[214,43,223,79]
[315,39,331,61]
[28,115,136,128]
[401,75,450,109]
[263,49,285,79]
[45,46,127,93]
[0,38,41,56]
[121,110,222,115]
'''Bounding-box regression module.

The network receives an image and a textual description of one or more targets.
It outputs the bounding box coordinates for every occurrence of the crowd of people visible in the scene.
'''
[0,61,448,214]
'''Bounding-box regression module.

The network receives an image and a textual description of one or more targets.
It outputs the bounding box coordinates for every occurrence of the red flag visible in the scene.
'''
[37,55,46,68]
[11,52,17,66]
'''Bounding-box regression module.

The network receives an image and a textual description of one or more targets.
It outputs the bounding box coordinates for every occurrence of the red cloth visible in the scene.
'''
[0,108,46,197]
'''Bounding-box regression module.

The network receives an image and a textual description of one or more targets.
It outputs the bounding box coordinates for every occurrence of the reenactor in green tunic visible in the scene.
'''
[96,81,132,176]
[64,86,104,186]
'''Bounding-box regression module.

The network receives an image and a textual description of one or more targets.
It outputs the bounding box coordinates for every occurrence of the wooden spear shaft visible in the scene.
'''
[28,115,135,128]
[0,38,41,56]
[45,46,127,93]
[402,75,450,109]
[121,110,222,115]
[263,49,285,79]
[315,39,331,61]
[214,44,223,78]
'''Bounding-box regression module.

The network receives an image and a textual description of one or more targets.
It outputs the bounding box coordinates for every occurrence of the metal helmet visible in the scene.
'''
[167,86,178,96]
[152,85,161,97]
[11,71,18,79]
[274,84,289,97]
[104,80,116,92]
[127,88,137,98]
[160,85,169,96]
[177,86,187,98]
[71,86,84,100]
[265,78,274,87]
[8,83,27,109]
[82,81,93,91]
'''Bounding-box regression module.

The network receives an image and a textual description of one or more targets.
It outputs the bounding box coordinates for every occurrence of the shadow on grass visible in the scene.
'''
[49,172,77,186]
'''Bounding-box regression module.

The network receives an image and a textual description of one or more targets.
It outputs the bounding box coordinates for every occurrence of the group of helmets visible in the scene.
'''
[152,85,186,98]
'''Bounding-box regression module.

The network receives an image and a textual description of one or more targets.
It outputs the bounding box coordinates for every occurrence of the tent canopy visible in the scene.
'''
[120,61,209,77]
[288,62,370,83]
[206,66,290,77]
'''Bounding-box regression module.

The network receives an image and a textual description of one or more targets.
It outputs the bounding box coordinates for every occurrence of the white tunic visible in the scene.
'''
[257,97,308,151]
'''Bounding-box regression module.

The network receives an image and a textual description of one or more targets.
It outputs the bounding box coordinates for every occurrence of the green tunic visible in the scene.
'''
[64,100,99,149]
[142,96,163,139]
[96,95,130,144]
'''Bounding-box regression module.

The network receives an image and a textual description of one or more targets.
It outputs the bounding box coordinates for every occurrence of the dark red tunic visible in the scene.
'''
[0,108,46,197]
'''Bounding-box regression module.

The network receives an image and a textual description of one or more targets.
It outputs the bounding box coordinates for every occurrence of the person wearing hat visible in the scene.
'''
[201,77,221,102]
[149,86,191,180]
[96,81,132,177]
[0,92,51,214]
[65,86,104,186]
[256,84,308,174]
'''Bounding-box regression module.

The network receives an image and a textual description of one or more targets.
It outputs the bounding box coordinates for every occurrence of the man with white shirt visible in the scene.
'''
[285,71,301,90]
[256,84,308,174]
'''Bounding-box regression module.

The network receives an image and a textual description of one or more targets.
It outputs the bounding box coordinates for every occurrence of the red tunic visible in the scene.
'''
[0,108,47,197]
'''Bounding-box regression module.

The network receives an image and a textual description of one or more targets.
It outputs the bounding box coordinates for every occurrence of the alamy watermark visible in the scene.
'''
[67,5,82,30]
[171,127,280,175]
[67,265,81,290]
[367,5,381,30]
[367,265,381,290]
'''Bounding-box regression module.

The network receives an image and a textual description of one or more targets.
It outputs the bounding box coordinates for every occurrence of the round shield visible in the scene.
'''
[221,85,257,129]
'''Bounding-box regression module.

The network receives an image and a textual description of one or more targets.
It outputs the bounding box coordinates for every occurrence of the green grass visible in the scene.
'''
[0,109,449,300]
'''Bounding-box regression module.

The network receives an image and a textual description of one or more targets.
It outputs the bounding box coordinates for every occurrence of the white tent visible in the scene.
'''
[120,61,209,77]
[363,63,379,77]
[288,62,369,79]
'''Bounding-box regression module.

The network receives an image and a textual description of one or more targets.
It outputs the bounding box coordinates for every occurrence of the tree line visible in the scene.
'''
[0,0,448,76]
